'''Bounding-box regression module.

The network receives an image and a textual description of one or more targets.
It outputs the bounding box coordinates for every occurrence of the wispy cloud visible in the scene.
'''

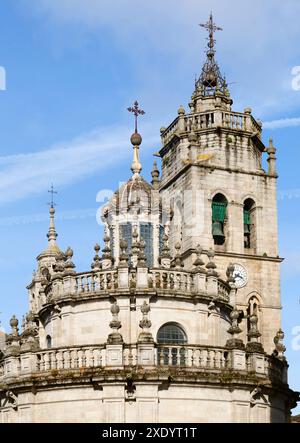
[0,124,158,205]
[263,117,300,129]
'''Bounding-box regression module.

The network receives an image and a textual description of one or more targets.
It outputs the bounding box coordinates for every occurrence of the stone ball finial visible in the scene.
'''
[26,312,35,323]
[178,105,185,116]
[10,315,18,328]
[141,301,150,315]
[207,248,215,260]
[111,302,120,316]
[244,107,252,115]
[160,127,166,134]
[66,247,73,258]
[131,132,142,146]
[94,243,100,254]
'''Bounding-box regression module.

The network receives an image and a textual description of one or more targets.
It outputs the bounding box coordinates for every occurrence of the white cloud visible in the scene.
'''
[19,0,300,118]
[263,117,300,129]
[0,124,159,205]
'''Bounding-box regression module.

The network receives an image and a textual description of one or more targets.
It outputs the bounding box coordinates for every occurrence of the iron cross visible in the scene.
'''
[48,184,58,208]
[200,13,222,48]
[127,101,145,133]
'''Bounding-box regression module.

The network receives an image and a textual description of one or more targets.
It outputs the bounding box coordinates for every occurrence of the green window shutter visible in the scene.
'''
[244,210,251,225]
[212,202,227,222]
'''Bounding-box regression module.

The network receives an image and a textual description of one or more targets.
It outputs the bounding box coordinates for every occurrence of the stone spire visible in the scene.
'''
[195,14,228,97]
[38,188,61,261]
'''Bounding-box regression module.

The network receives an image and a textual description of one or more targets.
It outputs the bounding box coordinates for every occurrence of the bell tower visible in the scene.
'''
[159,14,280,353]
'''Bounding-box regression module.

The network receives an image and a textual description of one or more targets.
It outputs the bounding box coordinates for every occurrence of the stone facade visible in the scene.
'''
[0,15,298,423]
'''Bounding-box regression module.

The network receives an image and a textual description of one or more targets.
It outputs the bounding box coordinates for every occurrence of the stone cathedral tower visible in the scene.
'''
[0,15,298,423]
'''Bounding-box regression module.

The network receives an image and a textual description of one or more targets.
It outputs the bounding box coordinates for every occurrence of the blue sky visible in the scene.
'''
[0,0,299,412]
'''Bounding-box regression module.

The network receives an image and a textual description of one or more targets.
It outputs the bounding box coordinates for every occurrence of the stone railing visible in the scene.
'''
[161,110,260,146]
[43,268,231,304]
[156,345,229,369]
[148,269,195,293]
[0,343,286,385]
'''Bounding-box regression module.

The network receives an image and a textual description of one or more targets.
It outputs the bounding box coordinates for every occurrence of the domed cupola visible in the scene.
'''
[102,101,162,267]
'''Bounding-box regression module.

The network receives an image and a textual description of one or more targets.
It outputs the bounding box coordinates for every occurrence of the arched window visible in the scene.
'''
[243,198,256,250]
[157,324,187,366]
[212,193,228,245]
[46,335,52,349]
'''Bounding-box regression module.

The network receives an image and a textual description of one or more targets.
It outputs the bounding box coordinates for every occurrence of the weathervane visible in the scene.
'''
[199,13,222,52]
[48,184,58,209]
[127,101,145,133]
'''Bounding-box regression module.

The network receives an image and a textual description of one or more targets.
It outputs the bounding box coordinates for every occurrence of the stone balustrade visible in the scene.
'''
[161,110,260,146]
[42,268,230,303]
[0,343,286,384]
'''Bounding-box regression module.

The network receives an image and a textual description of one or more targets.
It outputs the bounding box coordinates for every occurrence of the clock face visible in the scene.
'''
[232,264,248,288]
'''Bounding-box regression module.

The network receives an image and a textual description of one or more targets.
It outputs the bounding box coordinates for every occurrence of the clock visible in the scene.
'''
[232,264,248,288]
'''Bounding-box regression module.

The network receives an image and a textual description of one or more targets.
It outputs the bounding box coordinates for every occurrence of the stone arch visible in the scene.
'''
[211,192,228,246]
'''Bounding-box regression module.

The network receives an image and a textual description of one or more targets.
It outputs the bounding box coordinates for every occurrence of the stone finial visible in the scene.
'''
[226,308,245,350]
[53,251,67,274]
[173,242,184,269]
[119,239,129,268]
[267,137,277,175]
[193,245,206,273]
[108,302,123,344]
[10,315,19,336]
[273,329,286,361]
[64,247,76,274]
[206,249,218,276]
[137,238,147,268]
[177,105,185,116]
[138,301,153,343]
[151,161,160,190]
[21,312,39,351]
[226,263,235,284]
[130,227,140,268]
[102,226,113,269]
[159,231,172,268]
[5,315,21,351]
[91,244,102,270]
[188,127,198,144]
[246,314,264,353]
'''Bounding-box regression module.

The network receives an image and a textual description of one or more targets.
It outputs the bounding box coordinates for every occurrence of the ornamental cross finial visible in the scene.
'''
[127,101,145,133]
[200,13,222,51]
[48,184,58,209]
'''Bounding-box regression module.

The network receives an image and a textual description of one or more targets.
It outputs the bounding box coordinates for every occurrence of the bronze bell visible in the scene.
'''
[244,223,250,235]
[212,221,225,239]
